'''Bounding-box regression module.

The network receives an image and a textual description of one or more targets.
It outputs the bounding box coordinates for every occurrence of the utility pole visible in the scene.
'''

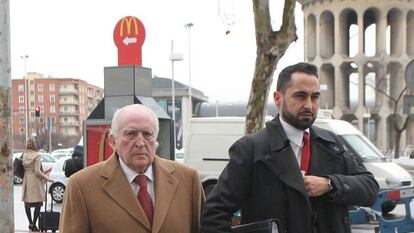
[0,0,15,232]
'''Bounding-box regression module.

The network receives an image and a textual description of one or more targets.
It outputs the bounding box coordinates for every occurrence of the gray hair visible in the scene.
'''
[110,104,160,140]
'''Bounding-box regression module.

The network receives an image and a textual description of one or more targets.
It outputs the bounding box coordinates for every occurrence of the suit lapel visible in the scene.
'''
[152,157,179,233]
[101,154,152,231]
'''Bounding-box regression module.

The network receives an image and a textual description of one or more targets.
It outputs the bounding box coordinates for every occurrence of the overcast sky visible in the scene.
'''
[10,0,304,102]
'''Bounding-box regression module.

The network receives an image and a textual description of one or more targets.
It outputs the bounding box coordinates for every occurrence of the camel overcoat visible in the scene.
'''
[21,149,49,203]
[59,154,205,233]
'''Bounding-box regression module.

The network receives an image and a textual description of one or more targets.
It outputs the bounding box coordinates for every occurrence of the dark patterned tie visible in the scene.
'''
[301,132,311,175]
[134,175,154,225]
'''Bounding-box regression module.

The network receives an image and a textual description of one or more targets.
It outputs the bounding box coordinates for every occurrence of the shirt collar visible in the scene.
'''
[279,115,310,147]
[118,156,154,184]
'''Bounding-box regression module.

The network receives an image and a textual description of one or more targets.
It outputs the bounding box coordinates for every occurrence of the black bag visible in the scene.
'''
[39,182,60,232]
[231,219,280,233]
[13,155,25,178]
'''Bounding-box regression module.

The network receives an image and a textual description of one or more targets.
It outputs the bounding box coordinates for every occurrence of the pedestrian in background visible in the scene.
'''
[201,62,379,233]
[21,138,52,232]
[60,104,204,233]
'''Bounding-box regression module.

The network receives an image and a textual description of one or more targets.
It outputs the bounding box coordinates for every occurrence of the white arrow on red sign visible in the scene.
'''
[123,36,137,46]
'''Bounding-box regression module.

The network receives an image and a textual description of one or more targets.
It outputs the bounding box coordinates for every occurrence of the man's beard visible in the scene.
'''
[281,105,316,130]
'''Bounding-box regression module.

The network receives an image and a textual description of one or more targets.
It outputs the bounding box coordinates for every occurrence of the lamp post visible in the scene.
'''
[169,40,183,151]
[20,55,29,146]
[184,22,194,118]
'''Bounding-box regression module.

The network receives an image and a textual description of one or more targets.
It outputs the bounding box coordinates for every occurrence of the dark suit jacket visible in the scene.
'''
[60,154,205,233]
[201,116,378,233]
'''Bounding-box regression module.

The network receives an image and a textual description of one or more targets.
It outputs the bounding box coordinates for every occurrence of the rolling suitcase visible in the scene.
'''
[39,182,60,232]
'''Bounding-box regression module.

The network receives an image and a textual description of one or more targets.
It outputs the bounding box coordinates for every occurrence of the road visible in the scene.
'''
[13,184,414,233]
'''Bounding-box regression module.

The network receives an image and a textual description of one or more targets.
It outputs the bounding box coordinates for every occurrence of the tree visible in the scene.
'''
[245,0,298,134]
[367,81,413,158]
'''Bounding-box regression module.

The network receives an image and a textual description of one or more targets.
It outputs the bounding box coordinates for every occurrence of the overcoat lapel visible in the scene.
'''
[152,156,179,233]
[101,154,152,231]
[262,117,313,211]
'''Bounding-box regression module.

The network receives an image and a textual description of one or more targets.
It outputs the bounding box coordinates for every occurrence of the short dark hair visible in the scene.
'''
[276,62,318,93]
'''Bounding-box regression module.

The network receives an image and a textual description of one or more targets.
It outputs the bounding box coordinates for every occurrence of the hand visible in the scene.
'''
[303,175,330,197]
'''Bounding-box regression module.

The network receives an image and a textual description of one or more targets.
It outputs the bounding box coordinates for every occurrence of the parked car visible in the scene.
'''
[48,156,71,203]
[13,152,56,184]
[50,148,73,160]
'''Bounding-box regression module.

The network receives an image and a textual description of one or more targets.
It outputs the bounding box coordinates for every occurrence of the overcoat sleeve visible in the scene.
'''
[326,151,379,206]
[201,140,252,233]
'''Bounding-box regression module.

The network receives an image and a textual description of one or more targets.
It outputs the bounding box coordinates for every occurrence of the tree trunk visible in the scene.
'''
[0,0,14,232]
[245,0,297,134]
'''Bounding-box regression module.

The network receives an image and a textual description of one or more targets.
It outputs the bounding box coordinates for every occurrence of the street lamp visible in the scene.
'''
[20,55,29,146]
[184,22,194,118]
[169,40,183,150]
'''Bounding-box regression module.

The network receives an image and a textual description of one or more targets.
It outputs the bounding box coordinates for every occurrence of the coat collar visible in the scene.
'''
[99,154,179,233]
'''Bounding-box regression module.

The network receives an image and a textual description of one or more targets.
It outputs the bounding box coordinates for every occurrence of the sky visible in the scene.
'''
[10,0,304,103]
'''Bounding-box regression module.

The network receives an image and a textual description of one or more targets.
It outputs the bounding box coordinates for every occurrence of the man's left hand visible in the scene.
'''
[303,175,330,197]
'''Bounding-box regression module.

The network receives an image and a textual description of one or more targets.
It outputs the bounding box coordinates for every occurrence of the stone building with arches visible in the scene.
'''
[298,0,414,152]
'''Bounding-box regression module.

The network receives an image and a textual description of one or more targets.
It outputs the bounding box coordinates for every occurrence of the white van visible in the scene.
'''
[183,116,413,213]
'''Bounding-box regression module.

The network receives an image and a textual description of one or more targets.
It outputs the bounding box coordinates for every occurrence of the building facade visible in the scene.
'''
[12,72,103,150]
[298,0,414,152]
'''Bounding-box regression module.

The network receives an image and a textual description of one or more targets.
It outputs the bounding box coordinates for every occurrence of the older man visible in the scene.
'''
[60,104,204,233]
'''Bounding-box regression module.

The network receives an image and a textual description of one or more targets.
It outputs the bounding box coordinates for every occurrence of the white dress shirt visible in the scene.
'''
[279,116,309,167]
[119,157,155,206]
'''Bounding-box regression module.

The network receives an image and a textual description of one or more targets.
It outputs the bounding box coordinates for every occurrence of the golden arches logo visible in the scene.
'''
[120,17,139,37]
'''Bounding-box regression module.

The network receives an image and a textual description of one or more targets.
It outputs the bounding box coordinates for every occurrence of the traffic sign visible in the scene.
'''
[113,16,146,66]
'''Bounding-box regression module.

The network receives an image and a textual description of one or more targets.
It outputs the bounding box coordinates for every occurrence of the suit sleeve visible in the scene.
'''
[327,149,379,206]
[201,140,253,233]
[59,177,90,233]
[191,169,205,233]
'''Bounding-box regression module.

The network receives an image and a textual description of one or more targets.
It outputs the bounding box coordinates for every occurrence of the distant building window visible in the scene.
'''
[18,96,24,103]
[50,95,55,103]
[38,95,44,103]
[19,117,25,124]
[49,84,55,92]
[64,85,67,89]
[64,117,68,122]
[50,105,55,113]
[63,97,67,102]
[20,128,24,134]
[40,106,44,113]
[30,90,34,96]
[18,85,24,92]
[30,112,34,117]
[30,101,34,107]
[19,106,24,113]
[40,118,44,124]
[38,84,43,92]
[29,80,34,85]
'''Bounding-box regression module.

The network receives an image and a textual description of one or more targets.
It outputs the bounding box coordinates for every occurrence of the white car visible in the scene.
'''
[50,148,73,160]
[13,152,56,184]
[48,156,71,203]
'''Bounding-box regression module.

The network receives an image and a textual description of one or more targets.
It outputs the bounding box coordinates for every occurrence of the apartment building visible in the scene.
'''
[12,72,103,150]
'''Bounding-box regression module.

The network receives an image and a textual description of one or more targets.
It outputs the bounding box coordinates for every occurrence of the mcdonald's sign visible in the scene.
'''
[114,16,146,66]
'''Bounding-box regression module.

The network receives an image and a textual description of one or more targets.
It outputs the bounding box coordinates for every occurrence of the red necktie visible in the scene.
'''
[134,175,154,225]
[301,132,311,175]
